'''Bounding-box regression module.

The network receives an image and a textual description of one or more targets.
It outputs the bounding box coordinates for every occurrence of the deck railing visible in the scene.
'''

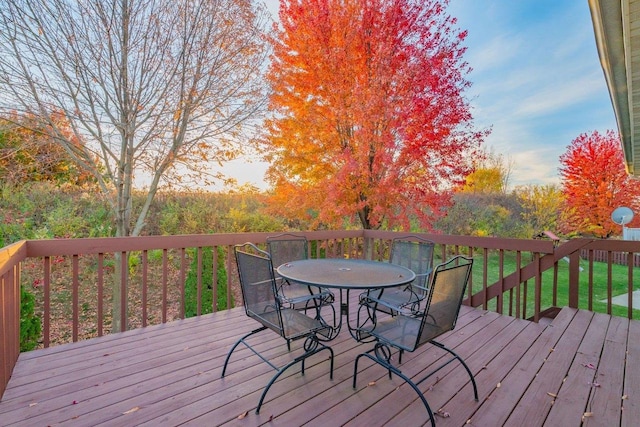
[1,229,640,399]
[1,241,25,402]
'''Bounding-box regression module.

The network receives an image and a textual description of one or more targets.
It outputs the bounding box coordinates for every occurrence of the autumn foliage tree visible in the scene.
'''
[517,184,564,237]
[461,150,512,195]
[264,0,486,230]
[559,130,640,238]
[0,112,95,186]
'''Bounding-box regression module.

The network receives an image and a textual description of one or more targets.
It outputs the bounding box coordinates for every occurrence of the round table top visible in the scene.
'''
[276,258,415,290]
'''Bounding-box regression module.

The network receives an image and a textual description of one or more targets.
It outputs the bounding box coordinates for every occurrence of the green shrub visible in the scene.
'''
[84,202,114,237]
[157,200,182,235]
[148,249,164,262]
[20,285,41,351]
[45,202,88,237]
[0,182,113,242]
[0,213,32,246]
[184,246,231,317]
[128,251,141,273]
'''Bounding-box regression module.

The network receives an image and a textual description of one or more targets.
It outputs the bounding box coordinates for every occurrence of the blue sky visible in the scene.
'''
[446,0,617,187]
[221,0,617,190]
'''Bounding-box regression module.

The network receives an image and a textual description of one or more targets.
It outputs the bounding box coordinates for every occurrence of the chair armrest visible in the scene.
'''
[410,283,430,293]
[276,277,334,305]
[361,294,413,316]
[411,269,432,288]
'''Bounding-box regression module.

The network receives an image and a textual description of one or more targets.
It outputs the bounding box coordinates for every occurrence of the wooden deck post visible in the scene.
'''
[567,251,580,308]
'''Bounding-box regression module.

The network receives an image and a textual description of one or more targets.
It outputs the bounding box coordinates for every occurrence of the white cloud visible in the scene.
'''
[514,73,605,118]
[466,34,524,76]
[510,149,563,187]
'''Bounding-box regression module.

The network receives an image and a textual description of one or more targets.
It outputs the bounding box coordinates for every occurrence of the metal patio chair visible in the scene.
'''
[353,256,478,426]
[221,243,334,414]
[267,233,337,335]
[359,236,435,317]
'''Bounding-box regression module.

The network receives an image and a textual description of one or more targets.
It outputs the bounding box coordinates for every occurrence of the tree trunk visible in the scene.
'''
[0,0,272,331]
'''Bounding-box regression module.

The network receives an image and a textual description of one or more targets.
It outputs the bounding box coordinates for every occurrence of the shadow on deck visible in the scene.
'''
[1,299,638,426]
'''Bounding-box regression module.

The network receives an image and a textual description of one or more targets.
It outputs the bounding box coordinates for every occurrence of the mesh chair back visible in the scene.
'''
[417,256,473,347]
[267,234,308,269]
[235,244,283,334]
[390,237,435,293]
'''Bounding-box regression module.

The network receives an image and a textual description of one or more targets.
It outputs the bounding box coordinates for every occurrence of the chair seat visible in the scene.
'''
[280,308,330,339]
[278,280,335,306]
[362,314,420,351]
[250,308,328,339]
[363,310,447,352]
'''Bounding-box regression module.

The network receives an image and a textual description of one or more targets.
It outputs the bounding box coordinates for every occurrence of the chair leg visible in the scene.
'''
[257,336,334,413]
[303,290,323,317]
[353,350,436,426]
[429,340,479,401]
[353,302,378,343]
[221,326,267,377]
[316,304,339,341]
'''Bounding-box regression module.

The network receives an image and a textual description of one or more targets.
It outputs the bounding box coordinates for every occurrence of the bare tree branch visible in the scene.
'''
[0,0,271,331]
[0,0,272,237]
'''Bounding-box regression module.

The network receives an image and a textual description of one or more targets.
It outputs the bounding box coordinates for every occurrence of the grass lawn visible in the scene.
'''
[454,251,640,320]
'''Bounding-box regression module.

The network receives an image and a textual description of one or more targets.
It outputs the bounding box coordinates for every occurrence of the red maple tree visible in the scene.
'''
[264,0,486,229]
[559,130,640,238]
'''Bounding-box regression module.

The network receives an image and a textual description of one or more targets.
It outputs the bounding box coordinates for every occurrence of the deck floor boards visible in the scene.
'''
[622,319,640,426]
[1,296,637,426]
[544,312,609,427]
[583,315,628,427]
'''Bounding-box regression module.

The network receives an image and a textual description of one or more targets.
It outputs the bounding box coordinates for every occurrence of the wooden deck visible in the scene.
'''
[1,298,638,426]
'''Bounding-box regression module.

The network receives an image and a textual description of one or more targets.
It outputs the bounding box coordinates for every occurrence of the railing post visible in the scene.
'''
[120,251,128,331]
[43,256,50,347]
[0,240,27,401]
[226,246,234,309]
[568,252,580,308]
[533,253,541,322]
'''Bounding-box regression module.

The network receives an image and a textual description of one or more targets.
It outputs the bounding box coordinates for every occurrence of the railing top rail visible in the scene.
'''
[582,239,640,251]
[362,230,556,253]
[24,230,366,257]
[23,230,561,258]
[22,233,640,260]
[0,240,27,277]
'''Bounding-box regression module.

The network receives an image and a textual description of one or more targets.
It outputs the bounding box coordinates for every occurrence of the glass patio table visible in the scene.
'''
[276,258,415,340]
